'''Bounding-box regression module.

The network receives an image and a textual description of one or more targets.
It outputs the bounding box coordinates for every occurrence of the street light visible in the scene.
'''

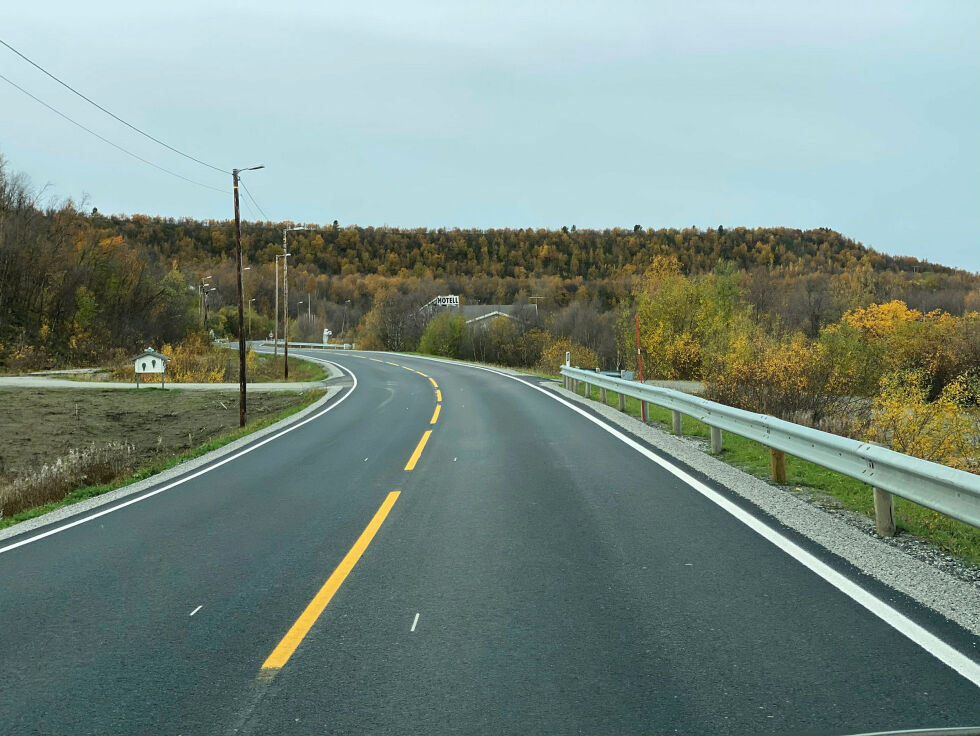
[198,276,213,326]
[274,252,291,357]
[232,164,264,428]
[203,287,217,325]
[282,226,308,380]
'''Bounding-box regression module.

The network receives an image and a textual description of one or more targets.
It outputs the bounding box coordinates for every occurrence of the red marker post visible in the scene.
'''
[634,313,646,422]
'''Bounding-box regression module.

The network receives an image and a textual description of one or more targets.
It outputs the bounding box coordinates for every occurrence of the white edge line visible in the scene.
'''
[0,359,358,556]
[393,352,980,689]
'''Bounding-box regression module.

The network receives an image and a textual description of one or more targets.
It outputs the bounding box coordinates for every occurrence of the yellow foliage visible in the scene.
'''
[538,336,599,375]
[865,371,979,472]
[834,300,921,339]
[156,332,227,383]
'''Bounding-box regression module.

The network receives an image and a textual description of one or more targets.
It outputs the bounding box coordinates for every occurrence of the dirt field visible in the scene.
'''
[0,388,316,479]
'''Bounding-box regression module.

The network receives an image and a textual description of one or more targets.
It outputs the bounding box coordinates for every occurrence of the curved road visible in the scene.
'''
[1,350,978,735]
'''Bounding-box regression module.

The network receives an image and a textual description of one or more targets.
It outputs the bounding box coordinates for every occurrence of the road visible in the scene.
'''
[1,350,978,735]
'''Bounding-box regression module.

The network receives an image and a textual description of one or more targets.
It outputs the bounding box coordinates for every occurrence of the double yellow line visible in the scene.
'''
[259,359,442,676]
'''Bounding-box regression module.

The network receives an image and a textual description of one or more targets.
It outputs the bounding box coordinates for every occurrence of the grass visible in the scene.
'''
[0,389,325,531]
[232,353,327,383]
[568,379,980,568]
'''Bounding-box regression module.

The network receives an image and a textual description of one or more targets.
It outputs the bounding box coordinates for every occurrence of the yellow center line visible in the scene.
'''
[430,404,441,425]
[385,361,400,367]
[261,491,401,672]
[428,376,438,389]
[435,389,442,402]
[416,371,429,378]
[369,358,384,363]
[404,430,432,471]
[402,365,416,372]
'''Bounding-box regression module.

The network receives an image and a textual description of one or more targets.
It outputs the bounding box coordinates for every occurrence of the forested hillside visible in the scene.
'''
[2,156,978,372]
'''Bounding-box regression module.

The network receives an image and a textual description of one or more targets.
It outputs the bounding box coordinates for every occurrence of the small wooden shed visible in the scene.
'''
[131,348,172,388]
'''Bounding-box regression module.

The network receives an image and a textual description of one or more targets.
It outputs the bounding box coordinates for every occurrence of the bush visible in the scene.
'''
[0,442,135,518]
[861,370,979,472]
[418,312,465,358]
[537,336,599,376]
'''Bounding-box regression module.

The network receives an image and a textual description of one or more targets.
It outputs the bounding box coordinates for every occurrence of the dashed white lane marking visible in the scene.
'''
[411,612,420,632]
[190,605,203,617]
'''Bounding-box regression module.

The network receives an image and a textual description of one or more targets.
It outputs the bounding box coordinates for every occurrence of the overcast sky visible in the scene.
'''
[2,1,978,271]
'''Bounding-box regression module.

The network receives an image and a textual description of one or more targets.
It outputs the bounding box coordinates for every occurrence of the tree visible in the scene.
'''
[418,312,465,358]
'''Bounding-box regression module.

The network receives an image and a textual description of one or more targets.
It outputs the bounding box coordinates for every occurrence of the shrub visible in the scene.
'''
[861,370,979,473]
[418,312,465,358]
[0,442,136,518]
[537,336,599,376]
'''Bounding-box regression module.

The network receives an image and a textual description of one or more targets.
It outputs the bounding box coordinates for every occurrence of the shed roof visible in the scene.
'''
[130,348,171,363]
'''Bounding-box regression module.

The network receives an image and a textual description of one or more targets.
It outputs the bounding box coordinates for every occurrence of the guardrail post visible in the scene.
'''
[584,381,591,399]
[640,400,647,422]
[770,449,787,484]
[600,386,607,404]
[710,426,722,454]
[672,410,682,435]
[618,392,625,411]
[873,487,896,537]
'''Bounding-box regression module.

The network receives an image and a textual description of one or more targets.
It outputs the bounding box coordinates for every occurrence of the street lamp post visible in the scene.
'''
[274,252,290,356]
[282,226,308,380]
[199,276,212,325]
[233,164,264,428]
[203,287,216,325]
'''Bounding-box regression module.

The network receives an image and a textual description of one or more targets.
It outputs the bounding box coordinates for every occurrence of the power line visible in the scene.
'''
[239,180,268,221]
[0,71,228,195]
[0,38,229,175]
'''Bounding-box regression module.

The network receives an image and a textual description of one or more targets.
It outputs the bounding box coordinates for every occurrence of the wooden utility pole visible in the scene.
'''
[233,168,247,428]
[232,165,264,428]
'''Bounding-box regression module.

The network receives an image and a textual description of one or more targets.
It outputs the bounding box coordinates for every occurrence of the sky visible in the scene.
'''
[2,0,978,271]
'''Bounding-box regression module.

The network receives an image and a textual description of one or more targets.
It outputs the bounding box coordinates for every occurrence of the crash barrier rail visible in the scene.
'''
[260,341,354,350]
[560,365,980,534]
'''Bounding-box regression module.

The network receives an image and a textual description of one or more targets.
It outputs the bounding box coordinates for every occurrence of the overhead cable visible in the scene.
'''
[0,72,228,195]
[0,38,229,175]
[240,180,269,221]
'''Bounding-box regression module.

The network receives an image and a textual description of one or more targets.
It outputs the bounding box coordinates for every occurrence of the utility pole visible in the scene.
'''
[274,256,280,356]
[281,226,308,380]
[233,165,264,427]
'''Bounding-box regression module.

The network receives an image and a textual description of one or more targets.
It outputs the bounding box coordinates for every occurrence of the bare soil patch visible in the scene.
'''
[0,388,311,482]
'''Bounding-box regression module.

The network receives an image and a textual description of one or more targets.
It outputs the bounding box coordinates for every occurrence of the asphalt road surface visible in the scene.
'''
[1,350,978,735]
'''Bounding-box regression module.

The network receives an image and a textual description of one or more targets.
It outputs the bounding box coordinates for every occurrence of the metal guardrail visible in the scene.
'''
[560,365,980,531]
[260,341,354,350]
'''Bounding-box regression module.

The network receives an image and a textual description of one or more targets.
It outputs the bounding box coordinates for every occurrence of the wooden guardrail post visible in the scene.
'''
[873,487,896,537]
[710,426,723,454]
[770,449,787,483]
[672,410,683,435]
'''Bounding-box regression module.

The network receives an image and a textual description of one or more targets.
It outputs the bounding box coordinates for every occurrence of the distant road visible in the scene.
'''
[0,350,977,735]
[0,375,328,391]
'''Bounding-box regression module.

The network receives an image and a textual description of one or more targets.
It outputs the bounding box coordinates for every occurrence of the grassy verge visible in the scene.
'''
[231,353,328,382]
[0,389,325,531]
[569,380,980,568]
